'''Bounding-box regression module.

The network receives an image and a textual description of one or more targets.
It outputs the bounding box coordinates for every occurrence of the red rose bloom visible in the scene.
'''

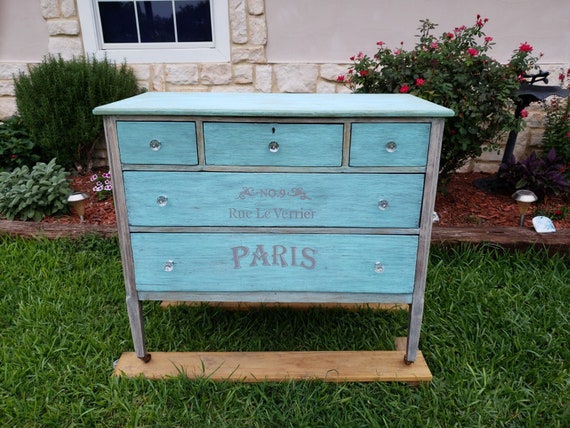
[415,78,426,87]
[519,42,533,53]
[520,109,529,118]
[399,84,410,93]
[467,48,478,57]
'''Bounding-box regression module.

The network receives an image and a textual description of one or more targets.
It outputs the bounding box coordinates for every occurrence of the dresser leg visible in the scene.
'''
[405,301,424,364]
[126,296,151,362]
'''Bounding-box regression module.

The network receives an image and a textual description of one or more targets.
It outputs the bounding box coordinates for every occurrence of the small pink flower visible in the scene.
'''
[446,32,454,39]
[484,36,493,44]
[399,84,410,93]
[430,42,439,49]
[376,41,384,46]
[393,49,401,55]
[467,48,478,56]
[337,75,345,82]
[359,70,369,77]
[415,78,426,87]
[519,42,533,53]
[520,109,529,118]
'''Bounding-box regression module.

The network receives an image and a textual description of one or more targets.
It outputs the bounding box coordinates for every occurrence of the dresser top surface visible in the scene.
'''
[93,92,454,118]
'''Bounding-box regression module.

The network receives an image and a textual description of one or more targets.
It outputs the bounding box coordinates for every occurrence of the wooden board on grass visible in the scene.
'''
[113,350,432,383]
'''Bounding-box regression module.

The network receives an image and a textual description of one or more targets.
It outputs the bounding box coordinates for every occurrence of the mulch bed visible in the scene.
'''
[1,170,569,248]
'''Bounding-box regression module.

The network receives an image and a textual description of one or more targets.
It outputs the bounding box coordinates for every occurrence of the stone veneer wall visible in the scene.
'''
[0,0,561,171]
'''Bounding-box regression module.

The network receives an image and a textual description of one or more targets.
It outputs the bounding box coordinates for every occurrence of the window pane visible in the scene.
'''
[137,1,175,42]
[176,1,213,42]
[99,2,138,43]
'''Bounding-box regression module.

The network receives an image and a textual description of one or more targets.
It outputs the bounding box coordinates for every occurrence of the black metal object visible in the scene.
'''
[473,71,569,194]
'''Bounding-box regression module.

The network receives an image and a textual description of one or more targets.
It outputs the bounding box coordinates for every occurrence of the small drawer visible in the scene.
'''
[117,121,197,164]
[203,122,343,166]
[131,233,418,296]
[350,123,430,167]
[123,171,424,228]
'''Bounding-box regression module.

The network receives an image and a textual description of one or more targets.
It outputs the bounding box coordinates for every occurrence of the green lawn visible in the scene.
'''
[1,235,568,427]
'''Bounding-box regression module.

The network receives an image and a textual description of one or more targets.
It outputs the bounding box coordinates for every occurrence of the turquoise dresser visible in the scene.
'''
[94,92,453,365]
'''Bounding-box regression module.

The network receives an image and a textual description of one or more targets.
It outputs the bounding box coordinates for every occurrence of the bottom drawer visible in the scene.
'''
[131,233,418,295]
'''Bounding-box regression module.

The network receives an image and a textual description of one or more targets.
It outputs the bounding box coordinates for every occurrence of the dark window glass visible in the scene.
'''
[136,1,175,42]
[99,2,138,43]
[176,1,213,42]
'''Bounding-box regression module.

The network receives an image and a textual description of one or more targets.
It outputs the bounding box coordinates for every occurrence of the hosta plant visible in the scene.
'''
[0,158,72,221]
[338,16,539,185]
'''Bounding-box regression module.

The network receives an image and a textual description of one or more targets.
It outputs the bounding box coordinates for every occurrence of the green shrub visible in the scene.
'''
[0,158,72,221]
[541,70,570,165]
[14,55,142,171]
[339,16,539,185]
[0,116,40,172]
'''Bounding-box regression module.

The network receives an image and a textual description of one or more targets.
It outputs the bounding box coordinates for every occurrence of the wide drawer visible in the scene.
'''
[117,121,197,164]
[350,123,430,167]
[131,233,418,295]
[203,122,343,166]
[123,171,424,228]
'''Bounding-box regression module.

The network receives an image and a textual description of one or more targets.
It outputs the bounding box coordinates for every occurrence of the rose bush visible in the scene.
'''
[541,68,570,166]
[338,16,540,185]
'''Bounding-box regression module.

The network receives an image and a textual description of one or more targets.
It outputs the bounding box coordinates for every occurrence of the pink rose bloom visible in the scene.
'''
[467,48,478,56]
[399,84,410,93]
[415,78,426,87]
[520,109,529,118]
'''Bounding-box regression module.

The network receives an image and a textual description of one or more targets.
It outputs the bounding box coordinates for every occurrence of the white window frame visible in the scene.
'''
[77,0,230,63]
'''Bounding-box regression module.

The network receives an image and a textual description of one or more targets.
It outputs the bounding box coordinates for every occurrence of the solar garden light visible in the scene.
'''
[512,190,538,227]
[67,192,89,222]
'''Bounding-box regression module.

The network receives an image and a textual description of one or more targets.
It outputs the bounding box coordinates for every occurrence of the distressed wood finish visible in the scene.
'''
[123,172,424,228]
[94,93,453,366]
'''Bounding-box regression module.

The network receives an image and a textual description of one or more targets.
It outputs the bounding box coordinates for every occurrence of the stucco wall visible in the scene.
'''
[0,0,568,172]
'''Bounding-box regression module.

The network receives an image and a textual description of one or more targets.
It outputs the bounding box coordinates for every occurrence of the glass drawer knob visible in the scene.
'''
[385,141,397,153]
[378,199,389,210]
[157,195,168,207]
[149,139,162,151]
[268,141,280,153]
[374,262,384,273]
[163,260,175,272]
